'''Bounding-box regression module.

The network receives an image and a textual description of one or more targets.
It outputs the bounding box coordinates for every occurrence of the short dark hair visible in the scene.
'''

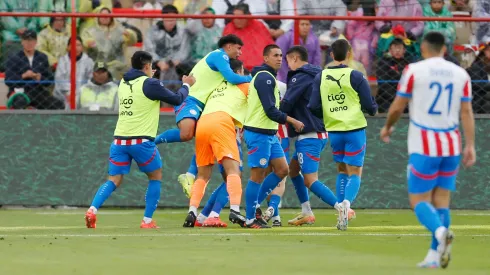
[67,36,83,47]
[423,31,446,53]
[263,44,280,56]
[331,39,351,61]
[229,59,243,73]
[218,34,244,48]
[233,3,251,15]
[131,51,153,70]
[162,4,178,14]
[243,68,250,75]
[286,46,309,62]
[390,38,405,48]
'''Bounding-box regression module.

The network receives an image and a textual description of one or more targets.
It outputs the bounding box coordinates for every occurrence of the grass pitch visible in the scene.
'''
[0,209,489,275]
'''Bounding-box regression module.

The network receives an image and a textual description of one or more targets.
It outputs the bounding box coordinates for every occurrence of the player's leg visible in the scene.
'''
[132,141,163,228]
[155,97,202,144]
[197,181,226,226]
[288,157,316,226]
[268,178,285,226]
[85,142,130,228]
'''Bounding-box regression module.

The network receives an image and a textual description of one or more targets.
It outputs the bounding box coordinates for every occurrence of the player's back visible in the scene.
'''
[399,57,471,157]
[188,49,226,104]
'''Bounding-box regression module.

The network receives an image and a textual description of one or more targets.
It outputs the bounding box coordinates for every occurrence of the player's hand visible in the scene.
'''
[462,145,476,168]
[291,119,304,133]
[380,125,394,143]
[158,60,169,71]
[182,74,196,86]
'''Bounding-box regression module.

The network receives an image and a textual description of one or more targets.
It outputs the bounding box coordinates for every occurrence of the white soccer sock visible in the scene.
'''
[197,213,207,223]
[186,172,196,179]
[301,202,313,215]
[427,249,439,261]
[189,206,197,215]
[271,215,281,222]
[334,202,341,211]
[143,217,152,224]
[435,226,447,244]
[230,205,240,212]
[343,200,351,210]
[89,206,97,214]
[209,211,220,218]
[246,219,255,225]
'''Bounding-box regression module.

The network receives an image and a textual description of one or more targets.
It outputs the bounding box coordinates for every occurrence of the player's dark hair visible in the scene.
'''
[263,44,280,56]
[390,38,405,48]
[229,59,243,73]
[131,51,153,70]
[218,34,244,48]
[243,68,250,75]
[67,36,83,47]
[233,3,251,15]
[423,31,446,53]
[331,39,351,61]
[162,4,178,14]
[286,46,309,62]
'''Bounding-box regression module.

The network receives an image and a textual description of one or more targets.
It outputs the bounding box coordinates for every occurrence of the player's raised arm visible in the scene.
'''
[460,79,476,168]
[208,51,252,84]
[307,72,323,119]
[142,76,193,106]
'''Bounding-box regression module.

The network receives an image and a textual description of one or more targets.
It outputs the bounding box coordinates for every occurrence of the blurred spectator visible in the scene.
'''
[377,25,420,61]
[222,3,274,70]
[276,20,321,82]
[186,7,223,62]
[82,7,137,81]
[376,38,410,112]
[184,0,212,14]
[55,36,95,107]
[467,42,490,113]
[37,16,71,68]
[78,61,118,111]
[5,30,64,110]
[474,0,490,44]
[296,0,347,38]
[143,5,191,79]
[346,2,376,75]
[78,1,114,35]
[376,0,424,41]
[212,0,253,28]
[423,0,456,50]
[259,0,295,40]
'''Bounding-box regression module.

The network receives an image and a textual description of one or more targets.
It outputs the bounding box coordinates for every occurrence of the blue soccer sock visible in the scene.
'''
[268,194,281,217]
[201,182,225,217]
[245,180,261,220]
[336,173,348,203]
[310,181,337,207]
[90,180,117,210]
[187,154,198,177]
[144,180,161,219]
[155,128,182,144]
[291,175,309,204]
[211,185,229,215]
[344,174,361,204]
[257,173,282,205]
[414,202,443,235]
[431,208,451,250]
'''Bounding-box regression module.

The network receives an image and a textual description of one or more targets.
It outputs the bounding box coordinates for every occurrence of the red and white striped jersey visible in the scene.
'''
[397,57,471,157]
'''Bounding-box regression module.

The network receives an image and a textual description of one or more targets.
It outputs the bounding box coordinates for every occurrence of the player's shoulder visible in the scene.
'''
[207,50,229,62]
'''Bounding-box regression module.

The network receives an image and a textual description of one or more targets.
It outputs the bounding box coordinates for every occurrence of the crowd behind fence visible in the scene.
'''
[0,0,489,112]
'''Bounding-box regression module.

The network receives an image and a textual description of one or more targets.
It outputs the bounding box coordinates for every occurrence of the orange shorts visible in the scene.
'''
[195,111,240,167]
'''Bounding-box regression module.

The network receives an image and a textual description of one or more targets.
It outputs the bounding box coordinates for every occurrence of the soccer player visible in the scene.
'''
[84,51,195,229]
[183,59,249,227]
[308,39,378,230]
[154,34,252,197]
[243,44,304,229]
[380,32,476,269]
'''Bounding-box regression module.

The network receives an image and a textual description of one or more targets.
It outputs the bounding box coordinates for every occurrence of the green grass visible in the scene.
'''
[0,209,489,275]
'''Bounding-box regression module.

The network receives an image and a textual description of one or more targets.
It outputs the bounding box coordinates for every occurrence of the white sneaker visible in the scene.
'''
[417,249,440,269]
[336,202,348,231]
[438,230,454,269]
[263,206,275,222]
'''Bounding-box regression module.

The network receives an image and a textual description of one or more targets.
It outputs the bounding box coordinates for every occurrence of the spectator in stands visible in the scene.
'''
[143,5,191,80]
[376,0,424,41]
[346,2,377,75]
[78,61,118,111]
[78,1,114,35]
[474,0,490,44]
[276,19,321,82]
[37,16,71,69]
[222,3,274,71]
[5,30,65,110]
[82,7,137,81]
[296,0,347,38]
[467,42,490,113]
[376,24,420,61]
[55,36,95,108]
[184,0,211,15]
[186,7,223,62]
[423,0,456,51]
[212,0,254,28]
[375,38,410,113]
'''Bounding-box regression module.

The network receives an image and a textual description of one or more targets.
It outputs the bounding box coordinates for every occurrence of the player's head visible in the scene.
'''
[230,59,245,75]
[286,46,309,71]
[263,44,282,71]
[421,31,446,58]
[131,51,154,77]
[330,39,352,62]
[218,34,244,59]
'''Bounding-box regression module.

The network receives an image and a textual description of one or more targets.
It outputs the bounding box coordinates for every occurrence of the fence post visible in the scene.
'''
[69,0,77,110]
[293,0,299,45]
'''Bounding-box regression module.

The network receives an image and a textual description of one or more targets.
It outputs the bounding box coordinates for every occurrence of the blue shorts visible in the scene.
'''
[174,96,205,124]
[108,141,162,175]
[219,140,244,174]
[408,153,460,194]
[292,138,328,174]
[244,130,285,168]
[329,129,366,167]
[281,137,290,164]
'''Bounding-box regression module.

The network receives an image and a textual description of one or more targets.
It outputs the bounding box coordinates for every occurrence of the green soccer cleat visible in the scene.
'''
[178,174,194,198]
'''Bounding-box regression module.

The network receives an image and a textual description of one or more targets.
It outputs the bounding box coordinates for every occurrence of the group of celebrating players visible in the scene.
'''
[84,31,476,270]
